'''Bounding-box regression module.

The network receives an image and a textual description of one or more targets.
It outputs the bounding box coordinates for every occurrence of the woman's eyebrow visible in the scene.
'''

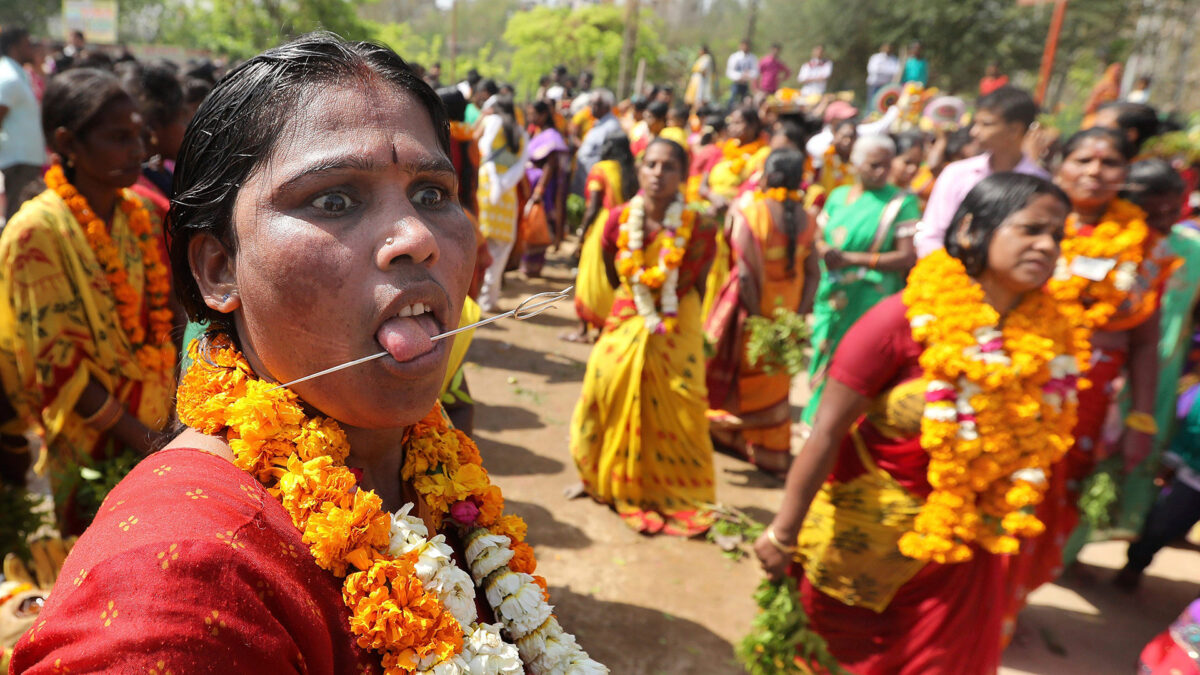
[276,153,378,192]
[277,152,456,193]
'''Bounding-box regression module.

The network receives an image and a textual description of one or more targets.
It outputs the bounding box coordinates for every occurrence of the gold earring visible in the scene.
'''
[67,156,75,168]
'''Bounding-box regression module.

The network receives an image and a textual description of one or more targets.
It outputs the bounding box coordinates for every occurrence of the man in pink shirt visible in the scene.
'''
[757,43,790,95]
[914,86,1050,257]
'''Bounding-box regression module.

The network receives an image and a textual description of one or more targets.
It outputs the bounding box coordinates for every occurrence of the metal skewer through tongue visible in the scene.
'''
[269,286,573,391]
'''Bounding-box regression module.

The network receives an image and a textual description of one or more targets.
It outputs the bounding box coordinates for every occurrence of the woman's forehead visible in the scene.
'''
[263,84,442,170]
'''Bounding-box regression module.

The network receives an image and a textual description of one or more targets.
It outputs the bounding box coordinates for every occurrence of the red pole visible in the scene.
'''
[1035,0,1069,105]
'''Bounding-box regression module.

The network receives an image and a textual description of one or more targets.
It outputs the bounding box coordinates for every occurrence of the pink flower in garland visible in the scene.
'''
[450,500,480,526]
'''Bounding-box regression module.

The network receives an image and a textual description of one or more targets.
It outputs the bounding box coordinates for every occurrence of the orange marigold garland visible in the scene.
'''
[1047,199,1149,336]
[44,162,174,375]
[176,335,606,675]
[897,250,1088,563]
[719,136,766,177]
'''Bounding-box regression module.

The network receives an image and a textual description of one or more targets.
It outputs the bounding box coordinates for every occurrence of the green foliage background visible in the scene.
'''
[7,0,1140,113]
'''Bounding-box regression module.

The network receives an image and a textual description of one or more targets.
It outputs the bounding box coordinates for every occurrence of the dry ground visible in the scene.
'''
[469,254,1200,675]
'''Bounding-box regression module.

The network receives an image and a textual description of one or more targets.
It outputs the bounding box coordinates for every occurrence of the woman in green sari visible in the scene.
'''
[801,135,920,430]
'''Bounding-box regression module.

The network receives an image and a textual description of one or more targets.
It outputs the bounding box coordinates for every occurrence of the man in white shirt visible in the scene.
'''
[796,45,833,97]
[865,43,899,104]
[0,27,45,221]
[725,39,758,107]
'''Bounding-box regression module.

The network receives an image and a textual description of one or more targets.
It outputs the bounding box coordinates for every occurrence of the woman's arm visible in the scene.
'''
[754,379,871,580]
[798,245,820,315]
[579,189,605,238]
[838,231,916,272]
[1123,313,1162,470]
[74,379,165,456]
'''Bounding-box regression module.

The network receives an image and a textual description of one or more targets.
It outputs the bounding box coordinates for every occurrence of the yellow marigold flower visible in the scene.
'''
[489,514,528,543]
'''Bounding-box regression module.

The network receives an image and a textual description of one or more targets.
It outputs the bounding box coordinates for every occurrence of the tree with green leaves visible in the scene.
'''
[501,5,667,99]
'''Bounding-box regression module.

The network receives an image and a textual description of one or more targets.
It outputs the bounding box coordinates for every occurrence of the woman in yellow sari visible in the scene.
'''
[706,149,818,475]
[571,138,718,536]
[0,69,175,534]
[700,106,770,320]
[565,134,638,343]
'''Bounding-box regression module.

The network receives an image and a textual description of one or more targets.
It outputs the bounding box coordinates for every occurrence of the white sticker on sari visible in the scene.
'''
[1069,256,1117,282]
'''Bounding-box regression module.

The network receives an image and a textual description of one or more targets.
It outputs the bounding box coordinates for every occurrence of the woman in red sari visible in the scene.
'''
[754,173,1083,674]
[12,34,604,674]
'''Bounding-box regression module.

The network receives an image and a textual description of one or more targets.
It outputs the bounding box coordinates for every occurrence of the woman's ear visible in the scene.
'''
[52,127,76,167]
[955,213,975,250]
[189,233,241,313]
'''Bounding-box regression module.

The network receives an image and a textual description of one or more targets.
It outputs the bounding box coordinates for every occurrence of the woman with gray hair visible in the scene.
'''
[800,133,921,431]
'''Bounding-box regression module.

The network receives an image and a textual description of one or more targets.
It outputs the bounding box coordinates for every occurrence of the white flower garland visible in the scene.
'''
[389,506,606,675]
[620,194,685,335]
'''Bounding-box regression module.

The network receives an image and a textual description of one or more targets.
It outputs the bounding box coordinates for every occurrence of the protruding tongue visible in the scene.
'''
[376,316,435,363]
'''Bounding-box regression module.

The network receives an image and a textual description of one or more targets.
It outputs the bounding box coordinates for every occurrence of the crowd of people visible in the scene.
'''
[1,23,1199,675]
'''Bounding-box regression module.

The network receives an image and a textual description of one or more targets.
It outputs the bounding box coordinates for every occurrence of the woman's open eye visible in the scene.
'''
[310,191,356,214]
[415,186,448,208]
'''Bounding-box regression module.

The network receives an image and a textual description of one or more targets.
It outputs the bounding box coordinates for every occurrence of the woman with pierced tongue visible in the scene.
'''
[10,33,606,675]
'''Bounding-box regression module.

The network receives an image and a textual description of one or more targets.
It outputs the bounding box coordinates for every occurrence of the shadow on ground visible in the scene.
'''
[504,499,591,549]
[474,403,544,432]
[470,336,588,383]
[551,585,745,675]
[1004,559,1200,672]
[475,436,565,476]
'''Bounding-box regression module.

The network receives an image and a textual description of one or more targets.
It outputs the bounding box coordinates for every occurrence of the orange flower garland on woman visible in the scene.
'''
[177,335,604,674]
[897,248,1088,563]
[1048,197,1149,333]
[44,162,174,374]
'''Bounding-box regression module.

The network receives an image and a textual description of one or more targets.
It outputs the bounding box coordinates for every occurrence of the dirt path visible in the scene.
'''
[468,253,1200,675]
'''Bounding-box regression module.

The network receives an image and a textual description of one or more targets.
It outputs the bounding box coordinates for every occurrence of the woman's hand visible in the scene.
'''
[1122,430,1155,472]
[706,194,729,217]
[823,247,848,270]
[754,528,793,582]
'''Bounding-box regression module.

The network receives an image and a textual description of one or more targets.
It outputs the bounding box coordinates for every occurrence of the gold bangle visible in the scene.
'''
[82,395,121,431]
[80,394,114,427]
[869,253,881,269]
[96,400,123,432]
[1125,411,1159,435]
[766,526,798,554]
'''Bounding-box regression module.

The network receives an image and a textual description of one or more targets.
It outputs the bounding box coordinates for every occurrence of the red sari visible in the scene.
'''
[1006,222,1180,621]
[10,448,382,673]
[792,295,1007,674]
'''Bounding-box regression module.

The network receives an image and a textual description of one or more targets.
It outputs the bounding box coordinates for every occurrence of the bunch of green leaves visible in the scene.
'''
[566,194,586,234]
[705,504,766,561]
[57,449,142,528]
[738,577,847,675]
[745,307,810,377]
[1142,129,1200,164]
[0,483,48,565]
[1079,465,1120,532]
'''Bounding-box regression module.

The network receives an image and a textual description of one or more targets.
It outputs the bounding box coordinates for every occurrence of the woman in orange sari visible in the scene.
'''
[706,149,818,475]
[1006,127,1178,618]
[754,173,1082,674]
